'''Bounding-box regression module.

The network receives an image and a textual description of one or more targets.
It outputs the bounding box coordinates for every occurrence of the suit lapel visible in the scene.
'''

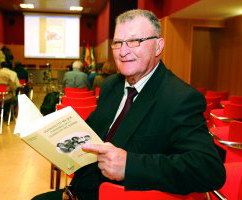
[111,61,167,148]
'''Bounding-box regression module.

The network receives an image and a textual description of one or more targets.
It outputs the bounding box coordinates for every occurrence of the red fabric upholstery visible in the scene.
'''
[99,182,206,200]
[221,96,242,107]
[64,91,93,98]
[206,90,229,101]
[64,87,88,93]
[210,104,242,127]
[210,121,242,163]
[205,96,222,109]
[209,162,242,200]
[61,96,97,107]
[204,103,213,120]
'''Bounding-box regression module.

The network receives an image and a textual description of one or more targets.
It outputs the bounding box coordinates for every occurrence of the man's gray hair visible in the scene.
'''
[116,9,161,37]
[72,60,83,69]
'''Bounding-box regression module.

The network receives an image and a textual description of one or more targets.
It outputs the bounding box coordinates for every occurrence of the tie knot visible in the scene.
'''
[127,87,138,100]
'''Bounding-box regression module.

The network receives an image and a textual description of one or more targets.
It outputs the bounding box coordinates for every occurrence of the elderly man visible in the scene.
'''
[33,9,225,200]
[63,60,90,89]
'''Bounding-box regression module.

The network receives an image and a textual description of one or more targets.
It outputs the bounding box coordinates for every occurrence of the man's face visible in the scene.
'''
[112,16,164,83]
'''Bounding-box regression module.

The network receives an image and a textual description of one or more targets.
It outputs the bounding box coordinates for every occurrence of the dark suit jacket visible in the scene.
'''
[71,61,225,198]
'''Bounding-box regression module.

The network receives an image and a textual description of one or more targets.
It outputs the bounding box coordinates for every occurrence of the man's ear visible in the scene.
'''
[155,38,164,56]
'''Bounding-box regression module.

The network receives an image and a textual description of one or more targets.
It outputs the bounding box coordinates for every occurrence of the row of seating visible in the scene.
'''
[50,87,99,190]
[200,89,242,199]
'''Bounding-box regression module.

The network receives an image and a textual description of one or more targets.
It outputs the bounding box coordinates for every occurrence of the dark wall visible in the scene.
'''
[0,11,4,43]
[109,0,137,39]
[3,11,97,46]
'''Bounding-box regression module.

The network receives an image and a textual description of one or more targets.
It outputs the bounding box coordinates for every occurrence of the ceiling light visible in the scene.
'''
[20,4,34,9]
[70,6,83,11]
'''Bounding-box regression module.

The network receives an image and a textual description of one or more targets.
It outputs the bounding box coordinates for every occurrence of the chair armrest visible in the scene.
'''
[210,113,232,122]
[212,190,227,200]
[210,130,242,149]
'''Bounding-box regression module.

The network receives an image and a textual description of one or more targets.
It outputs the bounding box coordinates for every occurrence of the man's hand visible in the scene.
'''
[82,143,127,181]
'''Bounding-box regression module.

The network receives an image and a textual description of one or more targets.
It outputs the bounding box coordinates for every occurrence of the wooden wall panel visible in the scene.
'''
[161,17,224,84]
[190,27,220,90]
[215,15,242,96]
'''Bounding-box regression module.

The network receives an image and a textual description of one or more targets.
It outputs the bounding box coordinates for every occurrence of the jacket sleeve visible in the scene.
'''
[124,91,226,194]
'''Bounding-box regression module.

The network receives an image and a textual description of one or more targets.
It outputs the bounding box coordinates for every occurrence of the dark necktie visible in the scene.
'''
[105,87,138,142]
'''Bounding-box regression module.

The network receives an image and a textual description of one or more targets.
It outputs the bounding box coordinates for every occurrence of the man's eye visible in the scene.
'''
[113,41,122,44]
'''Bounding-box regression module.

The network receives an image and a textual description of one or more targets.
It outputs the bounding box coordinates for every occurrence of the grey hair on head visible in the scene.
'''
[115,9,161,37]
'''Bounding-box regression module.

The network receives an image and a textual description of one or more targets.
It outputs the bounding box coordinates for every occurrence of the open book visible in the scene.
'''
[14,94,103,175]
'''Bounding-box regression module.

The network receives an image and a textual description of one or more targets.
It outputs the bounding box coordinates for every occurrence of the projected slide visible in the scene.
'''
[24,15,80,59]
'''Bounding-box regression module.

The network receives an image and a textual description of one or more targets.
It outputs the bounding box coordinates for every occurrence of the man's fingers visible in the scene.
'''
[82,143,112,154]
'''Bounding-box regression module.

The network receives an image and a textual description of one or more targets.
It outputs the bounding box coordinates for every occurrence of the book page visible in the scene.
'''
[14,94,43,136]
[23,106,103,174]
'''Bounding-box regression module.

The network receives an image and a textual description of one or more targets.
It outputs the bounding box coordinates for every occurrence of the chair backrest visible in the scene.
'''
[95,87,100,98]
[65,91,93,98]
[205,96,222,109]
[62,96,97,107]
[19,79,26,85]
[99,182,205,200]
[73,105,97,120]
[56,104,65,110]
[224,121,242,163]
[230,96,242,104]
[209,162,242,200]
[0,84,7,93]
[206,90,229,100]
[204,103,213,120]
[65,87,88,93]
[224,103,242,119]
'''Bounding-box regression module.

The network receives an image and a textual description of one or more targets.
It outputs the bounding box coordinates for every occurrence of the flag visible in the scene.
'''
[84,42,91,67]
[90,46,95,68]
[82,41,86,63]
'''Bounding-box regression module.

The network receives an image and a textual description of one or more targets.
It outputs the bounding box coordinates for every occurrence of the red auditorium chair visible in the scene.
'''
[95,87,100,99]
[64,87,88,93]
[205,96,222,109]
[61,96,97,107]
[99,182,206,200]
[210,103,242,127]
[206,90,229,101]
[210,120,242,163]
[209,162,242,200]
[221,95,242,107]
[65,91,93,98]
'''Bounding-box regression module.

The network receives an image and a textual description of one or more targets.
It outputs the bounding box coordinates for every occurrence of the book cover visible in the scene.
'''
[14,94,103,175]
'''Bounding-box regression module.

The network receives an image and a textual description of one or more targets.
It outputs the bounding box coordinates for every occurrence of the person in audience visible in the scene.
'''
[14,60,30,96]
[1,46,14,67]
[92,61,116,89]
[62,60,91,89]
[0,63,17,121]
[0,62,20,89]
[32,9,225,200]
[88,62,104,87]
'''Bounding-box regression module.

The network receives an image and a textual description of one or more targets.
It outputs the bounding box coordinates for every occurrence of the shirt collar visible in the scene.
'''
[124,61,160,93]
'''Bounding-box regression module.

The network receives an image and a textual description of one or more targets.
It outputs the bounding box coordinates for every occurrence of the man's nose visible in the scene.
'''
[119,42,130,56]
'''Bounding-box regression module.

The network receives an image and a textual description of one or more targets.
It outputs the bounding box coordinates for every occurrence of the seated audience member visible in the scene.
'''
[88,63,104,87]
[0,62,20,88]
[92,61,116,89]
[63,60,91,89]
[14,61,30,96]
[0,48,5,63]
[33,9,225,200]
[1,46,14,67]
[0,64,17,121]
